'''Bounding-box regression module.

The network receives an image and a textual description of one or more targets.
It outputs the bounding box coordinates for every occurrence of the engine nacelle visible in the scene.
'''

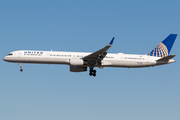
[70,66,87,72]
[69,58,84,66]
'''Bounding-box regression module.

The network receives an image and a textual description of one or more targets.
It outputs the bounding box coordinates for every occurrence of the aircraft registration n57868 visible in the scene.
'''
[3,34,177,77]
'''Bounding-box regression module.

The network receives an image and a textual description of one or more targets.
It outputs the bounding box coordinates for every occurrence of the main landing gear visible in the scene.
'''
[89,66,96,77]
[18,63,23,72]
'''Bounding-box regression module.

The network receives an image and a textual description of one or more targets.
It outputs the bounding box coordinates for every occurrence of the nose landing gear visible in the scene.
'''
[18,63,23,72]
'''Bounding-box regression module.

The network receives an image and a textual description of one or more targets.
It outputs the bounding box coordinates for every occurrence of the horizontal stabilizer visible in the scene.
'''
[156,55,176,61]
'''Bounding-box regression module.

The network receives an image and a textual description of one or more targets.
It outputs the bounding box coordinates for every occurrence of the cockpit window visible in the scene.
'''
[8,53,13,56]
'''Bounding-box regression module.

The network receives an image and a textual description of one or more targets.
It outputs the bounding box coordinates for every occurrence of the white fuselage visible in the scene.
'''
[3,50,175,68]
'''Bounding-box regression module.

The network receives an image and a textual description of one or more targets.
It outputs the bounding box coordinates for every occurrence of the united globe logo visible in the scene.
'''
[148,43,168,57]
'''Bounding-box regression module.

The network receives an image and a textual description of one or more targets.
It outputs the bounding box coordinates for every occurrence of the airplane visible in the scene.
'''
[3,34,177,77]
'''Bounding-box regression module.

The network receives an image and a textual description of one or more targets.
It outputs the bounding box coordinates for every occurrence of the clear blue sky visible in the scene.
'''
[0,0,180,120]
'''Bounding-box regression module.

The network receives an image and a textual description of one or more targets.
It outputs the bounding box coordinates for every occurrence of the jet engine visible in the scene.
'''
[70,66,87,72]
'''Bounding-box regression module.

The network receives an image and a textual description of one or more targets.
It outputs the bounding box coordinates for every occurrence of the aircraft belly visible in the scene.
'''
[4,57,69,64]
[101,60,156,68]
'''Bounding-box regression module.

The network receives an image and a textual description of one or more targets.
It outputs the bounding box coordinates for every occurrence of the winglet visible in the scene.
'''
[109,37,115,46]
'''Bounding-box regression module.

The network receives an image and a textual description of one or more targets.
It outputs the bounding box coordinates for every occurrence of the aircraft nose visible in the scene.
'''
[3,56,8,61]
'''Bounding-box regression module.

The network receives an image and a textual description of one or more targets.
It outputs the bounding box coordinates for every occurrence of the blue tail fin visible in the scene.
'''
[148,34,177,57]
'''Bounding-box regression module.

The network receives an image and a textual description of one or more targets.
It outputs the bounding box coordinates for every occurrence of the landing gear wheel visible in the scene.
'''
[89,68,97,77]
[92,70,96,77]
[20,68,23,72]
[89,70,93,76]
[93,73,96,77]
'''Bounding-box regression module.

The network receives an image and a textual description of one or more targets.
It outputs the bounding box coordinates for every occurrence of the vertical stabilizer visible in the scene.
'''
[148,34,177,57]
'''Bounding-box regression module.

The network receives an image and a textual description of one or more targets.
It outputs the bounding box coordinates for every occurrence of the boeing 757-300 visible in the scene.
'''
[3,34,177,76]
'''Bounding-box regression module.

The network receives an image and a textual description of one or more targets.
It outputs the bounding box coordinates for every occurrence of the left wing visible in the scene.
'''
[83,37,114,66]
